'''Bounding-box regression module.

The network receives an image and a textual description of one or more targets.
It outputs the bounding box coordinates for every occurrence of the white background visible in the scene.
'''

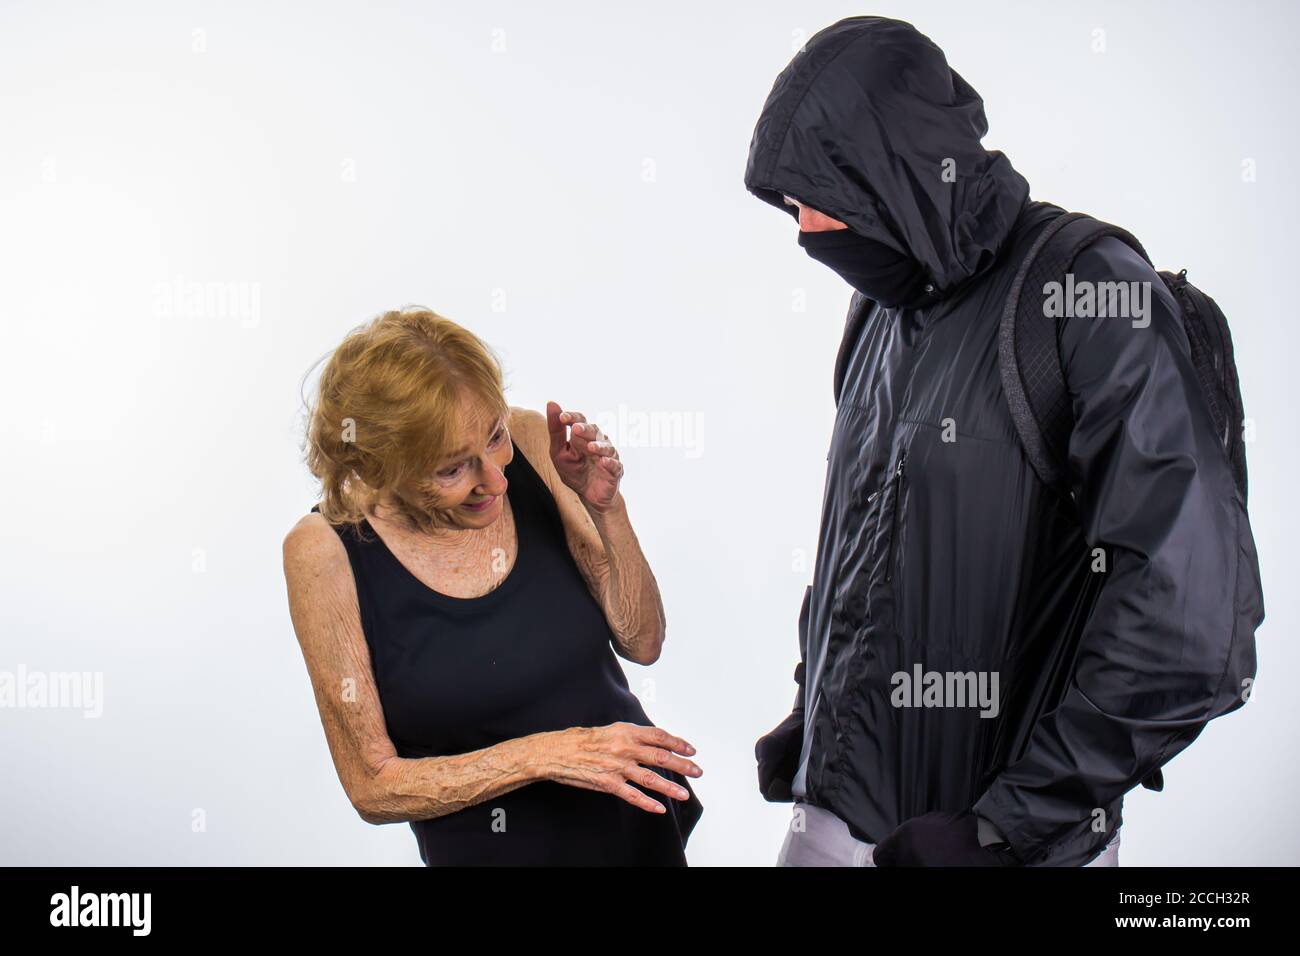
[1,0,1295,865]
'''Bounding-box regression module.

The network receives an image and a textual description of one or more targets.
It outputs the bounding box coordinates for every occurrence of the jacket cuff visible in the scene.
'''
[972,789,1032,862]
[975,814,1009,848]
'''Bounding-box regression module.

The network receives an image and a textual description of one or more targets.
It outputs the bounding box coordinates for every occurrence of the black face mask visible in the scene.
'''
[797,228,931,308]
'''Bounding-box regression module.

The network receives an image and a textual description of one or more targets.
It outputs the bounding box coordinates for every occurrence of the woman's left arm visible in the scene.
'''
[512,404,666,664]
[573,487,667,665]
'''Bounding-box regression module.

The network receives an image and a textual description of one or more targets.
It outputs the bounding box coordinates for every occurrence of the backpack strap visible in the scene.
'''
[998,211,1152,496]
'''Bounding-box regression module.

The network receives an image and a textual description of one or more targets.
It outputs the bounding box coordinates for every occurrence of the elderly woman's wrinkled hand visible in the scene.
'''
[546,400,624,514]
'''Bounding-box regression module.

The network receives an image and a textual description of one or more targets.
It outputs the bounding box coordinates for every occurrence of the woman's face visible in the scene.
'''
[416,395,513,530]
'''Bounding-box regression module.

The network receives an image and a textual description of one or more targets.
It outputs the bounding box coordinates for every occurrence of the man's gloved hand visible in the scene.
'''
[754,709,804,802]
[755,659,806,803]
[872,810,1021,866]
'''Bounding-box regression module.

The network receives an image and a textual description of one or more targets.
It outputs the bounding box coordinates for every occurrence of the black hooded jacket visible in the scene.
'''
[745,17,1262,865]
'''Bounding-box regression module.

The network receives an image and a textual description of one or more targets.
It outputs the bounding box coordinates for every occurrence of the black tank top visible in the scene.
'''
[312,438,702,865]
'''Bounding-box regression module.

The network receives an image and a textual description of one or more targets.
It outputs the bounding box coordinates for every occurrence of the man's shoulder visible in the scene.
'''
[1070,232,1163,286]
[1057,232,1187,378]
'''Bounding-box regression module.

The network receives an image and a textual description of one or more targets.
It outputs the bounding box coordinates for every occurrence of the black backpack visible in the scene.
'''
[831,211,1250,503]
[817,213,1250,799]
[998,211,1249,504]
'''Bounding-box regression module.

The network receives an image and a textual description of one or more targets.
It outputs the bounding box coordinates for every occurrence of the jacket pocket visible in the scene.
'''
[872,448,908,585]
[885,449,907,583]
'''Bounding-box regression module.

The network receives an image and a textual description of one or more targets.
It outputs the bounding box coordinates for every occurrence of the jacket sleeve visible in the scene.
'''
[972,237,1263,865]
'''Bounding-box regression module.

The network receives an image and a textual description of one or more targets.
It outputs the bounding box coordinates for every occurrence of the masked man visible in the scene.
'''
[745,16,1262,866]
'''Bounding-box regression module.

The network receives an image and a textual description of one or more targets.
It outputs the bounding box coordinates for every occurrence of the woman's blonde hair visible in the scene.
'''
[303,307,509,534]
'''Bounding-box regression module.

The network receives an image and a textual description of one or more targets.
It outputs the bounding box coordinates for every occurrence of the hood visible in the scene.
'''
[744,16,1029,296]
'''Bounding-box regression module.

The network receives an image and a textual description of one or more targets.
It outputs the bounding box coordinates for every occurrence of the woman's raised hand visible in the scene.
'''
[546,400,624,513]
[542,722,702,814]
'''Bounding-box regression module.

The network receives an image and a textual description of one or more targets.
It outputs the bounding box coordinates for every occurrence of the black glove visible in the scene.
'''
[755,708,804,802]
[872,810,1021,866]
[758,592,813,803]
[755,657,806,802]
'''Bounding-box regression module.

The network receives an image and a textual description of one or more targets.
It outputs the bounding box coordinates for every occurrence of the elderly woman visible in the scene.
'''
[282,307,703,865]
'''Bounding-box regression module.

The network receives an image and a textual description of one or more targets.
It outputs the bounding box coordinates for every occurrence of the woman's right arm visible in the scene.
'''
[281,514,700,825]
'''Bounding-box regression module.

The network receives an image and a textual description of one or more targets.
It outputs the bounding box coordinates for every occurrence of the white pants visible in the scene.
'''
[776,802,1120,867]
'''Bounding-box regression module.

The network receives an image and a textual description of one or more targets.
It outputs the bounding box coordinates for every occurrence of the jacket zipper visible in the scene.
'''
[885,450,907,582]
